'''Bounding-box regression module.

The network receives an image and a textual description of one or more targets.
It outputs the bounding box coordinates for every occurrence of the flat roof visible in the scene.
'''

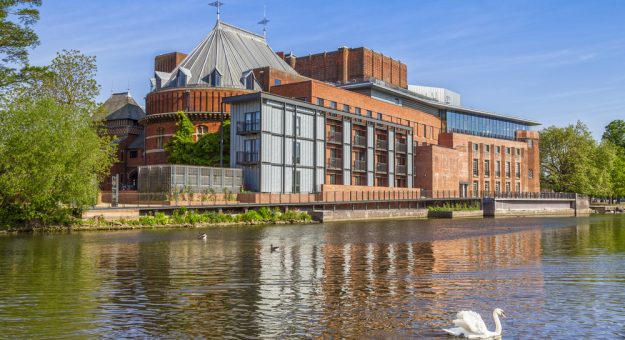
[340,80,541,126]
[223,91,413,132]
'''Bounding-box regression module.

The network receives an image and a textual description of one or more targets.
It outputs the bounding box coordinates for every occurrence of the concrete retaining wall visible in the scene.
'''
[311,209,427,222]
[428,210,483,219]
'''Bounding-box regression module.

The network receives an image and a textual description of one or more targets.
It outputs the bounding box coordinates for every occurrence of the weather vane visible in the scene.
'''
[258,5,269,38]
[209,1,224,21]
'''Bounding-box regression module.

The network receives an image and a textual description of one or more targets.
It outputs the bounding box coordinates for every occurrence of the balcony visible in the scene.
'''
[236,120,260,135]
[327,131,342,144]
[376,162,388,173]
[327,157,342,170]
[395,142,407,153]
[353,159,367,172]
[353,134,366,147]
[236,151,259,165]
[376,139,388,150]
[396,164,407,174]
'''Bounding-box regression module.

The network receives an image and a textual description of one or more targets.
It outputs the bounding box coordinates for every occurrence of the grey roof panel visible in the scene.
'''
[161,21,297,89]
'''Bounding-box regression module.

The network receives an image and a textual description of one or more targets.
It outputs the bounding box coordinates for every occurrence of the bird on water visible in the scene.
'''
[270,244,279,252]
[443,308,506,338]
[198,233,207,241]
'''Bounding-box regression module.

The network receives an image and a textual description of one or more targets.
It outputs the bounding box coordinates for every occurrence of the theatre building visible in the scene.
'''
[137,19,540,196]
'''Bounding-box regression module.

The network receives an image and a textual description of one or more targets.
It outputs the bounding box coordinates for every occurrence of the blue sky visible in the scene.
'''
[29,0,625,138]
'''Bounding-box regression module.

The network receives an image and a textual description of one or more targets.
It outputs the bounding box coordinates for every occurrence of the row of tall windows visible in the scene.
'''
[445,110,530,140]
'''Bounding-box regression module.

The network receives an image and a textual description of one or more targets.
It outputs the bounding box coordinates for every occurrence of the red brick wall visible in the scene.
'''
[252,67,310,92]
[285,47,407,89]
[270,80,442,145]
[145,88,251,115]
[414,144,462,193]
[155,52,187,73]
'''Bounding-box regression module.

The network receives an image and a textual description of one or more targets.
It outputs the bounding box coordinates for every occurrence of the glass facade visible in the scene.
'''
[444,110,530,140]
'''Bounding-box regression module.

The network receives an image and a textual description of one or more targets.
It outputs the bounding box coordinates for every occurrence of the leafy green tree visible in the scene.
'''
[166,111,230,166]
[0,98,116,227]
[540,121,615,196]
[165,111,196,164]
[602,119,625,150]
[0,0,43,89]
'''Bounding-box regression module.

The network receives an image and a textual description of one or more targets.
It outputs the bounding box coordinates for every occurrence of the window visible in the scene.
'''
[496,146,501,154]
[516,148,521,156]
[329,101,337,109]
[355,107,361,115]
[210,69,221,87]
[156,127,164,149]
[516,162,521,179]
[473,180,479,197]
[243,71,255,90]
[505,161,511,178]
[343,104,350,112]
[329,173,338,185]
[294,141,301,165]
[528,169,534,179]
[484,160,490,177]
[485,145,490,153]
[473,159,479,177]
[293,170,301,193]
[528,139,533,148]
[484,181,490,193]
[196,125,209,136]
[377,112,382,120]
[495,181,501,193]
[354,176,365,186]
[366,110,372,117]
[495,160,501,178]
[317,98,325,106]
[244,139,259,153]
[295,116,302,137]
[516,182,521,192]
[473,143,479,152]
[505,182,511,192]
[274,79,281,86]
[506,147,511,155]
[129,150,138,159]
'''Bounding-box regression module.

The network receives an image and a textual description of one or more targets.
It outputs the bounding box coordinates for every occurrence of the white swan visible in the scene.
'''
[443,308,506,339]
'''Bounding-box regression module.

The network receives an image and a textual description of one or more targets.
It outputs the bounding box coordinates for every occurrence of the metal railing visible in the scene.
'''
[376,139,388,150]
[396,142,407,153]
[236,120,260,134]
[236,151,259,165]
[376,162,388,173]
[327,131,342,143]
[396,164,407,174]
[353,134,366,147]
[353,160,367,171]
[327,157,342,169]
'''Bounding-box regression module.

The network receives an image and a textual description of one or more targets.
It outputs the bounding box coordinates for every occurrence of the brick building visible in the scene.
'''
[132,19,540,196]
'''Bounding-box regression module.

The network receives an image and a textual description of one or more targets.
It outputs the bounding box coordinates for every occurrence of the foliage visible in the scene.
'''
[540,121,616,196]
[0,0,42,89]
[165,111,230,166]
[131,208,312,226]
[0,98,116,227]
[427,202,481,212]
[602,120,625,150]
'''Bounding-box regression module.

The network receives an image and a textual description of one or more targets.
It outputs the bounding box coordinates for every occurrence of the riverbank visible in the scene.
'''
[1,208,315,234]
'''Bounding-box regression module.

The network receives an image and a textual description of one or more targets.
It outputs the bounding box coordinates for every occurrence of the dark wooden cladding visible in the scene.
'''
[145,88,251,115]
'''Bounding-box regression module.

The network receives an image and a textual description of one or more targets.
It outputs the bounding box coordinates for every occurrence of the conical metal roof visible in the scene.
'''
[158,21,297,90]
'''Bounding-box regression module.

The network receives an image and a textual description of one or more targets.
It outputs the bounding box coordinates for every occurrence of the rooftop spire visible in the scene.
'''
[258,5,269,38]
[209,1,224,21]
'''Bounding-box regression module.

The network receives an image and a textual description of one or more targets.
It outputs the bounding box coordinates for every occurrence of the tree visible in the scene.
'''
[165,111,196,164]
[602,119,625,150]
[540,121,615,196]
[166,111,230,166]
[0,98,116,227]
[0,0,42,89]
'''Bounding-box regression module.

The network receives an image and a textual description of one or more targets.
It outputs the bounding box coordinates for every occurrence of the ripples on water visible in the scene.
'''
[1,216,625,338]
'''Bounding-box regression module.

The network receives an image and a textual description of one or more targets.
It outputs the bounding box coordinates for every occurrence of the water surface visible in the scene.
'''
[1,215,625,338]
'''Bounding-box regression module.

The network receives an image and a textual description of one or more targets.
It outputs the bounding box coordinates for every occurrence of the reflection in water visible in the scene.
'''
[1,216,625,338]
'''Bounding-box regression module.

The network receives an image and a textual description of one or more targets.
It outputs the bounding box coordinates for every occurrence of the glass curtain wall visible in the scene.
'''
[443,110,530,140]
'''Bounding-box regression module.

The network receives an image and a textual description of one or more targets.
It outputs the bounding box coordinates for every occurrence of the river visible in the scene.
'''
[1,215,624,338]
